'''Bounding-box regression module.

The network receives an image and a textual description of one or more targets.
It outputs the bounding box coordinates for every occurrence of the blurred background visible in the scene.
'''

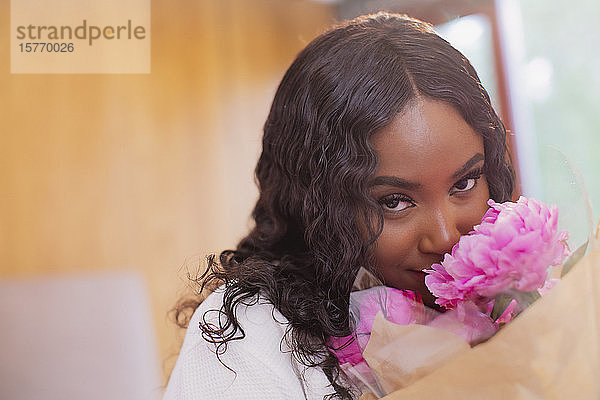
[1,0,598,398]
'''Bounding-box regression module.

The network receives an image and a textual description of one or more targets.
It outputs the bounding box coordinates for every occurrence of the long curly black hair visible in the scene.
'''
[175,12,514,399]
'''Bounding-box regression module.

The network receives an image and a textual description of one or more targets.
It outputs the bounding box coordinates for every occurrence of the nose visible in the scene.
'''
[418,203,461,256]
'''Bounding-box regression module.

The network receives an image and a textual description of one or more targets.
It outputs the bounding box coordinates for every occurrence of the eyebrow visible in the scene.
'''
[369,153,485,190]
[451,153,484,180]
[369,175,422,190]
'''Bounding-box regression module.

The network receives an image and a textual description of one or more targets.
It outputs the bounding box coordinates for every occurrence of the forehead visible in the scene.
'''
[370,98,484,180]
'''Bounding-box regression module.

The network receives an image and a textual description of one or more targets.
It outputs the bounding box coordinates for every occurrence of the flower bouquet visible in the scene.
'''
[331,196,600,399]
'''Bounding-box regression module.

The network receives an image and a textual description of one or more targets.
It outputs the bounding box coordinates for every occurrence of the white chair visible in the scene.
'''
[0,270,162,400]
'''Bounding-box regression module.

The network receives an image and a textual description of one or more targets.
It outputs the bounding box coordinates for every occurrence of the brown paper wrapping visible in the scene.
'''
[363,312,469,393]
[361,248,600,400]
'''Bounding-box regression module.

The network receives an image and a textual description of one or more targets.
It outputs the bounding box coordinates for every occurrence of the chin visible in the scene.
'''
[420,290,442,311]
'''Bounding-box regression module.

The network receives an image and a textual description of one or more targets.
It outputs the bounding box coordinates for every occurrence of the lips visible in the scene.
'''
[410,261,442,274]
[408,269,427,274]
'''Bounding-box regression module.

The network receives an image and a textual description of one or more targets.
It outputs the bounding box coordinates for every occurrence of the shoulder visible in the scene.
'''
[163,288,333,400]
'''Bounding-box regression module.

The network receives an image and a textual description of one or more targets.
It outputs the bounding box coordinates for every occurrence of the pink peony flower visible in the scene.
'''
[330,288,499,368]
[424,197,570,309]
[329,286,427,366]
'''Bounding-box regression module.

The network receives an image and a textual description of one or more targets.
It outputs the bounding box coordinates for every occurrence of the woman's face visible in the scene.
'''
[369,98,490,308]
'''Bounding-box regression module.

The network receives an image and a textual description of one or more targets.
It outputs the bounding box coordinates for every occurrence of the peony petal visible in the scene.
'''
[428,196,569,308]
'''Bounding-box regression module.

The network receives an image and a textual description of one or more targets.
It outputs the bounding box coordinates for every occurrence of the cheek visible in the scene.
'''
[476,177,491,214]
[458,177,491,234]
[372,220,416,270]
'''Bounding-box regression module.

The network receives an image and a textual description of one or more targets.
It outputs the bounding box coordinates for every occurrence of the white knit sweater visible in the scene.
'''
[164,288,335,399]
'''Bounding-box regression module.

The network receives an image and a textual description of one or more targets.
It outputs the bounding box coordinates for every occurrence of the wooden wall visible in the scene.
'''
[0,0,334,383]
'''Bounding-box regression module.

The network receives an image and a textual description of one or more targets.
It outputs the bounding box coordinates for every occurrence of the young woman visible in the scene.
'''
[165,12,514,400]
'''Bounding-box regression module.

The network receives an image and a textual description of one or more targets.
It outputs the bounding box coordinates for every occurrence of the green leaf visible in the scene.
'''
[491,294,513,322]
[491,290,542,323]
[512,290,541,309]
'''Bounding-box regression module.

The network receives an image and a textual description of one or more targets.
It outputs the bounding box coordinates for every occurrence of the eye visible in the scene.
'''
[379,194,415,213]
[453,177,476,192]
[451,169,483,195]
